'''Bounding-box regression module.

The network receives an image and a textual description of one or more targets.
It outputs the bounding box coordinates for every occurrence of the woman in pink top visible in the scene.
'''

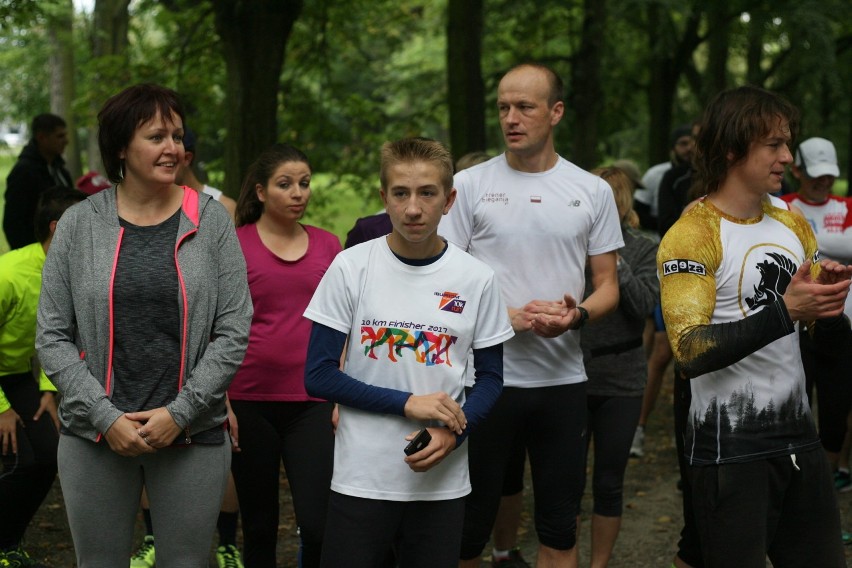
[230,144,341,568]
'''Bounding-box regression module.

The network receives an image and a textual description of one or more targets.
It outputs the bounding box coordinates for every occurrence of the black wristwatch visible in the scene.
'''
[574,306,589,329]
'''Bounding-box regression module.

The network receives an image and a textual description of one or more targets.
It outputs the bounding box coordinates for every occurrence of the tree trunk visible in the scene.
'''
[48,0,82,179]
[703,4,729,101]
[745,9,768,86]
[646,3,676,165]
[569,0,606,170]
[446,0,485,162]
[212,0,303,197]
[645,4,703,165]
[88,0,131,173]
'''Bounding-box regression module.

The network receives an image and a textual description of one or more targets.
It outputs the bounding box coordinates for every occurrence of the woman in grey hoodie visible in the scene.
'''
[36,84,253,567]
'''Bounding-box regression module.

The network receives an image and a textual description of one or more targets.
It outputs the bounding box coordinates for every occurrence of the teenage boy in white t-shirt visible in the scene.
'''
[304,137,514,568]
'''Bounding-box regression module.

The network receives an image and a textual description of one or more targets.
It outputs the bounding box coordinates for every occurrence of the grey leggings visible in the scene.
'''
[58,434,230,568]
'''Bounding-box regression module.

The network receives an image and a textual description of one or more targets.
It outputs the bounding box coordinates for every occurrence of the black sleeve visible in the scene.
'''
[676,299,796,379]
[304,322,411,414]
[633,201,657,232]
[3,167,40,248]
[455,343,503,446]
[810,314,852,350]
[657,168,681,239]
[344,219,367,249]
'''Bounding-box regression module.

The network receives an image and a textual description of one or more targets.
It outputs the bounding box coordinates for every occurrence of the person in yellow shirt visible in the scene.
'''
[0,186,86,567]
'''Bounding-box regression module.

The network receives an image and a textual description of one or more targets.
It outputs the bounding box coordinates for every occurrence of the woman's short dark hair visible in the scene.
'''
[694,85,799,194]
[235,144,311,227]
[97,83,185,183]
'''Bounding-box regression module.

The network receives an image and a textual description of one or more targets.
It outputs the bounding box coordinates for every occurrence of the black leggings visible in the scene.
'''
[461,383,587,559]
[229,400,334,568]
[799,327,852,453]
[0,373,58,549]
[501,433,526,496]
[584,395,641,517]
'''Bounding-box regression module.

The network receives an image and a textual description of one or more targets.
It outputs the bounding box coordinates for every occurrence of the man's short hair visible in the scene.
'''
[34,186,87,243]
[31,114,66,137]
[694,85,799,194]
[380,137,454,193]
[504,63,564,107]
[183,125,198,154]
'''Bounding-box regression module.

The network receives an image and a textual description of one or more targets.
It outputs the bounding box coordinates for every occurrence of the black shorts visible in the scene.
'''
[691,448,844,567]
[460,382,587,558]
[320,492,465,568]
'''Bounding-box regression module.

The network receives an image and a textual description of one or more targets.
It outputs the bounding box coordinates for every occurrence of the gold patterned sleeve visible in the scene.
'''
[657,212,722,373]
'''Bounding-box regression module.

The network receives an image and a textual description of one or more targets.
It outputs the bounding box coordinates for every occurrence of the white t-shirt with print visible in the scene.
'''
[304,238,513,501]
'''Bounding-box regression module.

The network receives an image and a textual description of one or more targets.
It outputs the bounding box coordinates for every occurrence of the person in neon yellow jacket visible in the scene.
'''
[0,186,86,566]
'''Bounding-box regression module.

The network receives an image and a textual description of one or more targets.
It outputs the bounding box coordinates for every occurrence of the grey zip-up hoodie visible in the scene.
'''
[36,186,253,442]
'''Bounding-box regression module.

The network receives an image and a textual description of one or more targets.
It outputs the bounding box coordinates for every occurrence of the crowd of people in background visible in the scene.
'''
[0,63,850,568]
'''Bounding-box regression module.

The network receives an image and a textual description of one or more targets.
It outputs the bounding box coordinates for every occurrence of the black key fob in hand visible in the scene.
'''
[404,428,432,455]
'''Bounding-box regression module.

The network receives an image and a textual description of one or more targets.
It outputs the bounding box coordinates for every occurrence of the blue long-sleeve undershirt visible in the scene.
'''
[304,322,503,447]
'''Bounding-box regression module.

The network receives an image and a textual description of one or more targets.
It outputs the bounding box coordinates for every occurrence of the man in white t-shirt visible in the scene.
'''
[441,63,622,568]
[304,138,513,567]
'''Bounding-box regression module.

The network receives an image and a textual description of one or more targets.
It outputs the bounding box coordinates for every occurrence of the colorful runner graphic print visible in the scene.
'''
[360,326,458,366]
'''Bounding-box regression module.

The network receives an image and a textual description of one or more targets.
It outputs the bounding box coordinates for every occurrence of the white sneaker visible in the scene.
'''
[629,426,645,457]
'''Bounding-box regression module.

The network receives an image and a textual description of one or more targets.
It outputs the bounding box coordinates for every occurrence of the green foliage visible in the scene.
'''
[0,0,42,31]
[480,0,580,152]
[278,0,449,202]
[302,172,383,241]
[0,0,849,235]
[698,0,851,161]
[133,0,227,173]
[0,20,51,122]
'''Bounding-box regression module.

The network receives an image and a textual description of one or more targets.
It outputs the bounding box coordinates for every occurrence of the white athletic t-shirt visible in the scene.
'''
[635,160,672,217]
[304,238,513,501]
[202,184,223,201]
[440,154,623,388]
[781,193,852,319]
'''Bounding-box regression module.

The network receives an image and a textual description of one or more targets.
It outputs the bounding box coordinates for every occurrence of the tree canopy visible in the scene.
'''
[0,0,848,211]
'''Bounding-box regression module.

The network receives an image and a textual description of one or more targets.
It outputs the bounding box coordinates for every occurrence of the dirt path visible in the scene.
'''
[26,375,852,566]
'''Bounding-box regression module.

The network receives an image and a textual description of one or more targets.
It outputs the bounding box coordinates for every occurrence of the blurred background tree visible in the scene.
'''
[0,0,848,250]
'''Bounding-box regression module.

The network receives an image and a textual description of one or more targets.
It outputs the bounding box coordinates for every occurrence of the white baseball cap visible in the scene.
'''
[795,137,840,178]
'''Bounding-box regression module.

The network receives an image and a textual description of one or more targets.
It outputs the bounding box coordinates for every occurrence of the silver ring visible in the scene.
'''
[139,430,148,438]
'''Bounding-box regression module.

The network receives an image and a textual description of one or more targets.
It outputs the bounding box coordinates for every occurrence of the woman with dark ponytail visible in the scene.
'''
[229,144,340,567]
